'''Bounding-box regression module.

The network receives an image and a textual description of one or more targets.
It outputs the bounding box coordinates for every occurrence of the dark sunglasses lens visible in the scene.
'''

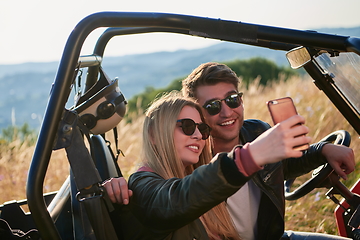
[198,123,211,140]
[97,101,115,119]
[181,119,197,135]
[80,114,97,129]
[205,101,221,115]
[225,95,241,108]
[179,119,211,140]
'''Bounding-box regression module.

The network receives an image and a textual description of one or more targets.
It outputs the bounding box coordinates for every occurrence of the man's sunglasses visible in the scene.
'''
[176,118,211,140]
[202,92,243,116]
[80,94,125,130]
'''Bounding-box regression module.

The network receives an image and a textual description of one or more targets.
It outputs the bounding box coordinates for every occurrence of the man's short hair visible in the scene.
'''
[182,62,240,99]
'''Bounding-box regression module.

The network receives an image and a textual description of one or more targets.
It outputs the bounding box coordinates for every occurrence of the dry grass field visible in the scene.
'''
[0,74,359,235]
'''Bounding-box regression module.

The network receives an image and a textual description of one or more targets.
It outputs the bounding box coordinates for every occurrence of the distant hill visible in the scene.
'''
[0,26,359,131]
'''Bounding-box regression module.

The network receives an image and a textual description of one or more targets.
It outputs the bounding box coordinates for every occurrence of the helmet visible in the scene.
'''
[74,67,127,135]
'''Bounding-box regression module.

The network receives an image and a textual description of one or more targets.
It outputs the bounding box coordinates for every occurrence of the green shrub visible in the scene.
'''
[125,57,298,116]
[0,123,37,145]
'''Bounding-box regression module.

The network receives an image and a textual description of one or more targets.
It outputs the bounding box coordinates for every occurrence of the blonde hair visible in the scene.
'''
[142,91,240,239]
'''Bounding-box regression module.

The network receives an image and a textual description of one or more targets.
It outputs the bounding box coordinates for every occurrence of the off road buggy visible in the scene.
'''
[0,12,359,240]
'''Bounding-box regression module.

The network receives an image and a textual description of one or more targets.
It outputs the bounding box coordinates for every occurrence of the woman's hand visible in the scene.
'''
[249,115,311,166]
[103,177,133,204]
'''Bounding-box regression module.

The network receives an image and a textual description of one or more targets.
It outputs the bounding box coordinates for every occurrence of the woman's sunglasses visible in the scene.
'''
[202,92,243,116]
[176,118,211,140]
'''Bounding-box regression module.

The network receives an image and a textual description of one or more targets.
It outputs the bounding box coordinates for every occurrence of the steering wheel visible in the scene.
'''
[284,130,351,201]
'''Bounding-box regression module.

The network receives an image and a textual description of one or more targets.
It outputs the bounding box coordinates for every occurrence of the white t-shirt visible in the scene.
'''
[226,180,261,240]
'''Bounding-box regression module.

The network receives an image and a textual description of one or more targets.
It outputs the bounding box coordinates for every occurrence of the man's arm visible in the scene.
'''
[281,140,355,180]
[321,144,355,180]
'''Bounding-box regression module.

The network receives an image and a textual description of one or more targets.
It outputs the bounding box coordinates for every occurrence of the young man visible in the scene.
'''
[105,62,354,239]
[181,62,355,240]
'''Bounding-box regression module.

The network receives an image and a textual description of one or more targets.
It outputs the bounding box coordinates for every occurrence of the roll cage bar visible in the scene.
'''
[26,12,360,240]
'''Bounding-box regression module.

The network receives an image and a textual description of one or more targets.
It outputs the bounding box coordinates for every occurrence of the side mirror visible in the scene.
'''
[286,46,311,69]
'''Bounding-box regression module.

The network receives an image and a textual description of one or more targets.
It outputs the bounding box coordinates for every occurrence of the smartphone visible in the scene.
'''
[266,97,309,151]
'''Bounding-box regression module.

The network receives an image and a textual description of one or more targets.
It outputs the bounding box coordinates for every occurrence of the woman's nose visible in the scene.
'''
[191,127,202,140]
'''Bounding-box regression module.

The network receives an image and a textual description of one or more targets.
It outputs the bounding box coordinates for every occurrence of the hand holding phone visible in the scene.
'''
[266,97,309,151]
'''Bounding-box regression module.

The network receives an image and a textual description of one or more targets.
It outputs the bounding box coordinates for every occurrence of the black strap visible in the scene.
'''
[55,109,119,240]
[101,127,124,177]
[112,127,124,176]
[66,125,102,189]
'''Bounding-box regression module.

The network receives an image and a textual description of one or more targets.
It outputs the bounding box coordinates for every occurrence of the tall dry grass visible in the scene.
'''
[243,75,360,234]
[0,74,359,235]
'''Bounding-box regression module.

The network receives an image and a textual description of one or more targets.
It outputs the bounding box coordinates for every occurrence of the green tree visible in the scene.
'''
[225,58,297,87]
[126,78,183,116]
[125,58,298,116]
[0,123,37,145]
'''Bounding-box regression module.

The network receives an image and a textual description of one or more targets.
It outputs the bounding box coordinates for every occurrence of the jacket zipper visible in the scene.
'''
[262,163,281,182]
[253,163,285,219]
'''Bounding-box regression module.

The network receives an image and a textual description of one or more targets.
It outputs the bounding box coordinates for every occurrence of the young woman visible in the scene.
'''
[104,91,312,239]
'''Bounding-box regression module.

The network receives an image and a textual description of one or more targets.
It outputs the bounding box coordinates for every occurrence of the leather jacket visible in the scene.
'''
[113,119,327,240]
[124,150,251,240]
[239,119,328,240]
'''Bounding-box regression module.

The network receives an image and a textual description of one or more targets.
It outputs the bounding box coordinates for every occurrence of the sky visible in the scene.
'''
[1,0,360,65]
